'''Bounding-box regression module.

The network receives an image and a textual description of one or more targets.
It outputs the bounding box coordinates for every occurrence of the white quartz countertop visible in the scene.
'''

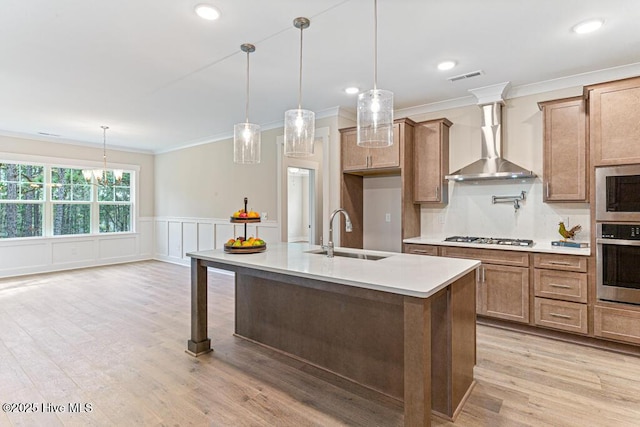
[187,242,480,299]
[403,236,591,256]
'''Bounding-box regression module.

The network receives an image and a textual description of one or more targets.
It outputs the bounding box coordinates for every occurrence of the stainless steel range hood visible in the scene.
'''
[445,83,535,182]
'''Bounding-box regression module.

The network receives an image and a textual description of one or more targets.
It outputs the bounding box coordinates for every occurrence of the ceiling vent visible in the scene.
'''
[448,70,484,82]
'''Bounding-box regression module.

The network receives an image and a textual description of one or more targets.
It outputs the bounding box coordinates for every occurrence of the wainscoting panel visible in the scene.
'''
[198,223,214,251]
[155,217,279,266]
[52,239,96,264]
[0,217,154,278]
[99,236,137,260]
[168,221,183,259]
[182,222,199,260]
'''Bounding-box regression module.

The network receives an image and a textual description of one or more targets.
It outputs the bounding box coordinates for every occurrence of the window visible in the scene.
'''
[0,163,44,238]
[51,167,92,235]
[98,171,131,233]
[0,161,134,239]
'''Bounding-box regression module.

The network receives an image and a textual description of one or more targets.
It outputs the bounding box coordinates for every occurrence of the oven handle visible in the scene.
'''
[596,238,640,246]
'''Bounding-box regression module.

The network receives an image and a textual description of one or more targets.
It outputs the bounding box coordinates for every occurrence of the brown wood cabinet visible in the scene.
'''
[340,124,400,172]
[340,119,419,249]
[413,118,452,204]
[439,246,530,324]
[539,96,588,202]
[532,253,589,335]
[594,305,640,345]
[478,264,530,323]
[404,243,439,256]
[586,76,640,165]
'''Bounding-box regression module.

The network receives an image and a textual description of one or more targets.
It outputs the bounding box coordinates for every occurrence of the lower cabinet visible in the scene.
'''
[534,298,588,334]
[594,305,640,345]
[406,244,640,348]
[532,253,589,335]
[440,246,530,324]
[478,264,529,323]
[403,243,439,256]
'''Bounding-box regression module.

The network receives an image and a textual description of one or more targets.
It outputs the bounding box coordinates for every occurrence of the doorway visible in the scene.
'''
[287,167,315,243]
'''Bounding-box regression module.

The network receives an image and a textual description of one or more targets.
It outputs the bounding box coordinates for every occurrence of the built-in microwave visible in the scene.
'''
[596,164,640,222]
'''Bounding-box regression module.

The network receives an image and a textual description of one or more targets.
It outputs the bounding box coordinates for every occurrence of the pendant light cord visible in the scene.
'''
[298,24,304,110]
[245,50,250,123]
[373,0,378,91]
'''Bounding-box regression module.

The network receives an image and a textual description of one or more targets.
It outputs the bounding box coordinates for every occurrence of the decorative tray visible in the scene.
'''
[230,217,261,223]
[224,244,266,254]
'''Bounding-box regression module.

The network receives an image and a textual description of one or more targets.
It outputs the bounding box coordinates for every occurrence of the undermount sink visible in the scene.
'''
[305,249,387,261]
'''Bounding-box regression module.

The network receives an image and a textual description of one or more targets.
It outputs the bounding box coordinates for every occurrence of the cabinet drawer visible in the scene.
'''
[534,298,588,334]
[404,244,438,256]
[594,305,640,345]
[441,246,529,267]
[534,269,587,303]
[533,253,587,272]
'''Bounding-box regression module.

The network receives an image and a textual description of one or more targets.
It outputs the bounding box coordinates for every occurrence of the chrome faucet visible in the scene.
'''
[324,208,353,257]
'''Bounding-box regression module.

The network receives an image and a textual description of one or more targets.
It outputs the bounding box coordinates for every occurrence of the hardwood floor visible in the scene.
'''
[1,260,639,426]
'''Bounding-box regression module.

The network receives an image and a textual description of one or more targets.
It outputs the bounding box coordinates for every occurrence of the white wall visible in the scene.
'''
[363,175,402,252]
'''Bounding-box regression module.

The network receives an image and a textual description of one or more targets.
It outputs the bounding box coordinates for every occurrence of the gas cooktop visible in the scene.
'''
[444,236,534,247]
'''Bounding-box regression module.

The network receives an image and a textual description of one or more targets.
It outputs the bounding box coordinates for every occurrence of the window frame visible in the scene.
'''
[0,153,138,240]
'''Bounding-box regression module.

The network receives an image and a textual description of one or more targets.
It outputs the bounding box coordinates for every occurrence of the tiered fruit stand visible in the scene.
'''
[224,197,266,254]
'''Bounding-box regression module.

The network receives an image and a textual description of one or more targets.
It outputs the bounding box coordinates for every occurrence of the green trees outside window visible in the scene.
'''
[0,162,134,239]
[0,163,44,238]
[98,171,131,233]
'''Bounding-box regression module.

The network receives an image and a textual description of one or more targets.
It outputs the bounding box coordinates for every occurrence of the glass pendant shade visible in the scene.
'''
[357,89,394,148]
[234,122,261,164]
[284,108,315,157]
[82,169,94,181]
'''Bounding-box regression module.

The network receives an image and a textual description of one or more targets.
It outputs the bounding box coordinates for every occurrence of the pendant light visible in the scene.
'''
[357,0,393,148]
[284,17,315,157]
[83,126,122,184]
[233,43,261,164]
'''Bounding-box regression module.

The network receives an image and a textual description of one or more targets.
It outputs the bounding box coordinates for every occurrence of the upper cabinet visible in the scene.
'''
[539,96,588,202]
[413,118,452,204]
[587,76,640,166]
[340,125,400,172]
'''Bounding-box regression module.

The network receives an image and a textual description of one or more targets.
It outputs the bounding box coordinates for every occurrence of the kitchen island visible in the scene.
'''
[187,243,480,426]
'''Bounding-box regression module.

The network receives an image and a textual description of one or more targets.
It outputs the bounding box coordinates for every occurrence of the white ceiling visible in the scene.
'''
[2,0,640,153]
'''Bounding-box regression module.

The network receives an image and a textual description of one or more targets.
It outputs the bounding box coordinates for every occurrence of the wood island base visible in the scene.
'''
[187,254,477,426]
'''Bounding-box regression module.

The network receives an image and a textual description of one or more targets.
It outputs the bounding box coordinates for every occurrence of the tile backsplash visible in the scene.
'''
[420,179,590,243]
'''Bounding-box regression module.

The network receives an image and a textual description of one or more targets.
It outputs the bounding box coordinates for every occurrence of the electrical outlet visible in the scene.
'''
[559,216,569,226]
[438,214,445,225]
[385,213,391,223]
[261,212,268,220]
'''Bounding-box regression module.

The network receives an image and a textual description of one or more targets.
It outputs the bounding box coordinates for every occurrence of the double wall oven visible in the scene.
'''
[596,164,640,305]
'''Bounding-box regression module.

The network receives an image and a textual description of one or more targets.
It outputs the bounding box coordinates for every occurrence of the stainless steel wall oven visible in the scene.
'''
[596,223,640,305]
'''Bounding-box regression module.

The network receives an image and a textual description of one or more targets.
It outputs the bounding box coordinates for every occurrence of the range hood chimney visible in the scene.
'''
[445,82,536,182]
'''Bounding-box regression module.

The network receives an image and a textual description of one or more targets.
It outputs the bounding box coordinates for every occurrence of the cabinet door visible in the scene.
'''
[540,97,587,202]
[414,119,451,203]
[369,123,400,169]
[341,128,368,171]
[588,76,640,165]
[477,264,529,323]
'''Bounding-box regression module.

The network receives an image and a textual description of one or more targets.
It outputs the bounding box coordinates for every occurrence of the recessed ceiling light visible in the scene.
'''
[195,4,221,21]
[572,19,603,34]
[437,61,457,71]
[344,87,359,94]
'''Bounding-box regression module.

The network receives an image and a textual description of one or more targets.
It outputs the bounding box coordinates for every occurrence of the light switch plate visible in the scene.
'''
[385,213,391,222]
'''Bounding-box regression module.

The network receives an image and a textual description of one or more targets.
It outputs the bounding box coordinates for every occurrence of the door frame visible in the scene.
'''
[277,127,330,245]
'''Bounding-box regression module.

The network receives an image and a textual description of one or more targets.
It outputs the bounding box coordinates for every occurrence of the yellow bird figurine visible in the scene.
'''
[558,222,581,240]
